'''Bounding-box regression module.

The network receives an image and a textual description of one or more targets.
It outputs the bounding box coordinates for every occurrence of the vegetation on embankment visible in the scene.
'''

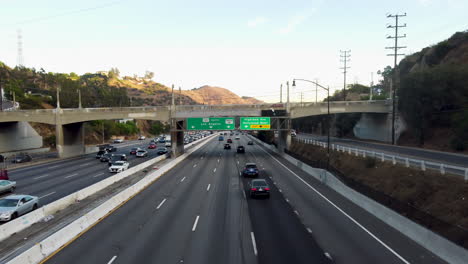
[288,141,468,249]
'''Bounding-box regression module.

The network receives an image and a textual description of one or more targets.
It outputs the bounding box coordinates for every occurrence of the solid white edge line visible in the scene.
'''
[192,215,200,231]
[207,184,211,191]
[156,198,167,210]
[250,232,258,256]
[107,255,117,264]
[258,145,411,264]
[39,191,56,199]
[181,176,186,182]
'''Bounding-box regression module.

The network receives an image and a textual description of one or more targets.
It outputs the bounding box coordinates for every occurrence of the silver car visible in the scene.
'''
[135,150,148,157]
[0,195,39,222]
[0,180,16,194]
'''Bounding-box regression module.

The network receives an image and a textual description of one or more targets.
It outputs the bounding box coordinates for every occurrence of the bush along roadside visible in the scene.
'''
[287,141,468,250]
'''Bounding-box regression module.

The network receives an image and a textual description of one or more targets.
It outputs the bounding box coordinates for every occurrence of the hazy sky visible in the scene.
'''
[0,0,466,102]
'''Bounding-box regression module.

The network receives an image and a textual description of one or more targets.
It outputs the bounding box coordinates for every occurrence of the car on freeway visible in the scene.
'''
[249,179,270,198]
[0,180,16,194]
[227,138,233,143]
[130,147,141,155]
[100,153,112,162]
[138,135,146,140]
[0,195,39,222]
[12,154,32,163]
[156,147,168,154]
[113,138,124,143]
[109,161,130,173]
[291,130,297,137]
[243,163,259,177]
[136,150,148,157]
[247,141,254,145]
[165,141,172,147]
[235,135,240,140]
[95,150,108,159]
[218,136,224,141]
[0,169,9,180]
[158,138,166,144]
[108,154,127,166]
[148,143,157,149]
[224,143,231,150]
[99,144,117,152]
[237,146,245,153]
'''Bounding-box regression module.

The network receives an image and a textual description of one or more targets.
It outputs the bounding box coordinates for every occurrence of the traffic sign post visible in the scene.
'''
[187,117,235,130]
[240,117,271,130]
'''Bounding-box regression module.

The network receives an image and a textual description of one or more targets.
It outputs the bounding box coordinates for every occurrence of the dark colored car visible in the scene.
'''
[237,146,245,153]
[247,141,254,145]
[249,179,270,198]
[218,136,224,141]
[100,153,112,162]
[99,144,117,152]
[108,154,127,166]
[96,150,107,159]
[227,138,233,143]
[224,144,231,150]
[156,147,168,154]
[148,143,157,149]
[130,147,140,155]
[158,139,166,144]
[243,163,259,177]
[12,154,32,163]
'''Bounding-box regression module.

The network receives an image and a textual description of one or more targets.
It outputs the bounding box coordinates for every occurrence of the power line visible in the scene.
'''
[386,12,407,145]
[340,50,351,101]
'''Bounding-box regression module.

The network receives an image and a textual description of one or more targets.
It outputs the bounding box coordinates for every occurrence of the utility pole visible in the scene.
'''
[340,50,351,101]
[280,84,283,103]
[315,79,318,103]
[300,92,303,106]
[171,84,175,106]
[77,89,82,108]
[286,81,290,113]
[56,85,61,109]
[370,72,374,100]
[386,13,407,145]
[179,86,182,105]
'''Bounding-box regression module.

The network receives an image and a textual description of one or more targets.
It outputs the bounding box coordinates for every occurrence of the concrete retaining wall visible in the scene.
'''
[0,122,43,153]
[252,135,468,264]
[6,135,215,264]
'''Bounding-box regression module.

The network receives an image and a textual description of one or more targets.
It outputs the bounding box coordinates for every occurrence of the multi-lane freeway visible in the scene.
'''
[39,134,445,264]
[3,139,166,206]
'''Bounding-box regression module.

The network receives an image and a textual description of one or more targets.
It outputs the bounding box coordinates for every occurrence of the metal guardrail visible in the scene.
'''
[294,137,468,180]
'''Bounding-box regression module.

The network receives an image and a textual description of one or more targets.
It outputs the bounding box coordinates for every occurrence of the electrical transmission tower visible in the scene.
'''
[17,29,24,67]
[386,13,407,145]
[340,50,351,101]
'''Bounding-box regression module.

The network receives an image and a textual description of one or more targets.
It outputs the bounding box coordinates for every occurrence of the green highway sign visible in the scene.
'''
[240,117,271,130]
[187,117,235,130]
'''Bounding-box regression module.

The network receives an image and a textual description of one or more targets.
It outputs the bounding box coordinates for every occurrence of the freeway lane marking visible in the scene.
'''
[39,191,56,199]
[250,232,258,256]
[107,255,117,264]
[217,159,220,163]
[64,173,78,179]
[258,145,411,264]
[192,215,200,231]
[156,198,167,210]
[79,163,91,167]
[307,228,313,234]
[207,184,211,191]
[213,168,217,173]
[181,177,186,182]
[50,165,60,169]
[93,173,105,178]
[193,164,197,168]
[34,174,49,180]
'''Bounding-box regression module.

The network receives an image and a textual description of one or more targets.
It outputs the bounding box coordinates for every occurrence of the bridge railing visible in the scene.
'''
[290,99,392,108]
[293,137,468,181]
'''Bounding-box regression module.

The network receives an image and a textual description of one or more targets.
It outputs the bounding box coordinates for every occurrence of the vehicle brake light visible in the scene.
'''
[250,188,257,191]
[265,188,270,191]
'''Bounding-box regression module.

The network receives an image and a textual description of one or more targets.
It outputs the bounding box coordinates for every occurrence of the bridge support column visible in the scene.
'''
[170,120,184,157]
[277,130,291,153]
[56,122,85,158]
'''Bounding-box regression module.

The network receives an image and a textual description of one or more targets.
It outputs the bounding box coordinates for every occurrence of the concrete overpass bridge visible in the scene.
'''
[0,100,391,157]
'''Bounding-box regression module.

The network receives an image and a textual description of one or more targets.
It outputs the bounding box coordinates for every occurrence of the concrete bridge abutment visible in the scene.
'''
[0,122,43,153]
[56,122,85,158]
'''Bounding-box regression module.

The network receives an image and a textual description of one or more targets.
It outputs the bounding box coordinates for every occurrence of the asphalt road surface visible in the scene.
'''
[43,134,446,264]
[3,139,167,206]
[297,133,468,167]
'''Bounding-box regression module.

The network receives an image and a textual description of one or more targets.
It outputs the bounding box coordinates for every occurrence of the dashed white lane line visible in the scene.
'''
[39,191,56,199]
[250,232,258,256]
[258,145,410,264]
[217,159,220,163]
[213,168,217,173]
[64,173,78,179]
[207,184,211,191]
[50,165,60,169]
[192,215,200,231]
[156,198,167,210]
[79,162,91,167]
[307,228,313,234]
[243,191,247,199]
[285,198,290,203]
[107,255,117,264]
[93,173,105,178]
[34,174,49,180]
[237,161,239,164]
[294,210,299,216]
[279,189,283,193]
[193,164,197,168]
[181,177,186,182]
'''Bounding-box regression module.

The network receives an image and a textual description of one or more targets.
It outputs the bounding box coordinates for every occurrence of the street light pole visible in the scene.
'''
[293,78,331,170]
[77,89,82,109]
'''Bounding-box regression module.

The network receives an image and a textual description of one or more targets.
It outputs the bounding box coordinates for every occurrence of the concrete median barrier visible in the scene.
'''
[6,134,215,264]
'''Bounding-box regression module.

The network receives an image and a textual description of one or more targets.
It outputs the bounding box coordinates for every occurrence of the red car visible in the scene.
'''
[148,143,157,149]
[227,139,233,143]
[0,169,8,180]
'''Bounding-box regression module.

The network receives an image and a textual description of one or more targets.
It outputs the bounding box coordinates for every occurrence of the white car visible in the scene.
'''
[135,150,148,157]
[138,136,146,140]
[109,161,130,173]
[165,141,172,147]
[113,138,124,143]
[0,195,39,222]
[0,180,16,194]
[235,136,240,140]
